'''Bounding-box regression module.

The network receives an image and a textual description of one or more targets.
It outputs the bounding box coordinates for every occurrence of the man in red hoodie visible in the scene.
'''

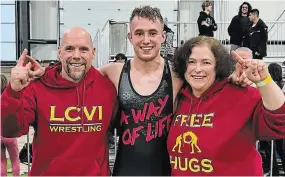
[1,27,117,176]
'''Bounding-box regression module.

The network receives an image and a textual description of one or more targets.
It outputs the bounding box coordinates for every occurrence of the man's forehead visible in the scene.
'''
[61,37,93,48]
[130,16,163,28]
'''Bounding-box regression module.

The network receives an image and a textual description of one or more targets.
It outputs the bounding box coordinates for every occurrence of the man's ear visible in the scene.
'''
[128,32,132,43]
[162,31,166,43]
[92,47,96,59]
[57,46,61,58]
[92,47,96,56]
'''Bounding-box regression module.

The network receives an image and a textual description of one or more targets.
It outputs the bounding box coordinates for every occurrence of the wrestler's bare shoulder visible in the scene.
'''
[98,62,124,77]
[98,62,124,89]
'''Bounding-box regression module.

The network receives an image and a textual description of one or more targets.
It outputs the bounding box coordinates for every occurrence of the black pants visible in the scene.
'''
[259,141,281,176]
[276,139,285,172]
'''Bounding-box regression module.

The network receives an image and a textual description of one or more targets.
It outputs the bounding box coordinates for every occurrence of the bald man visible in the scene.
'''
[1,27,117,176]
[235,47,253,59]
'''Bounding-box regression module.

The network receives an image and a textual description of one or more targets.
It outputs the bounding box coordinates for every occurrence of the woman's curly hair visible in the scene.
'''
[172,36,232,81]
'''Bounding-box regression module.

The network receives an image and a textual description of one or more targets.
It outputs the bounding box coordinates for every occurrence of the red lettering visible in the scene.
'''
[145,102,159,120]
[131,126,143,145]
[155,120,159,137]
[122,129,131,145]
[158,95,169,115]
[131,103,148,123]
[120,111,130,126]
[146,123,154,142]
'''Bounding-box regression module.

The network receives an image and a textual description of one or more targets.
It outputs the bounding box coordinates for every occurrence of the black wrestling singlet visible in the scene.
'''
[112,59,173,176]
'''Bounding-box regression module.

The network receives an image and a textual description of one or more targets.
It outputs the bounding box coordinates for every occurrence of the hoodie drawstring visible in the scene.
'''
[76,81,86,128]
[81,80,86,126]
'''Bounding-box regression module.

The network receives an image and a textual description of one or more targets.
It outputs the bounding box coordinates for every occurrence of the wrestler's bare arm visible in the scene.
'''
[98,63,124,92]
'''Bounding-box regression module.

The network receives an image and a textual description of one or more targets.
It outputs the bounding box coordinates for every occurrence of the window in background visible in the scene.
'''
[1,1,16,61]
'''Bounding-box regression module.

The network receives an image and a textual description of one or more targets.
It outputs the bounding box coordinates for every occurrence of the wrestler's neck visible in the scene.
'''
[132,55,164,74]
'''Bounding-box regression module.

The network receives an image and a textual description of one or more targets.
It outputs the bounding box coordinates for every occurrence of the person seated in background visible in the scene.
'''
[49,61,56,66]
[114,53,127,63]
[168,36,285,176]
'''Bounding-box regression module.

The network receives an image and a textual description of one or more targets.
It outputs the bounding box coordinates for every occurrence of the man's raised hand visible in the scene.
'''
[10,49,44,91]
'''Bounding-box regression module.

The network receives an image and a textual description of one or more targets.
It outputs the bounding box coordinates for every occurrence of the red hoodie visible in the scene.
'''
[167,79,285,176]
[1,64,117,176]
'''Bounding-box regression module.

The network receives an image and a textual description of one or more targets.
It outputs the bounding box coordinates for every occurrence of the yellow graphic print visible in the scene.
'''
[170,128,213,173]
[172,131,201,154]
[49,106,103,132]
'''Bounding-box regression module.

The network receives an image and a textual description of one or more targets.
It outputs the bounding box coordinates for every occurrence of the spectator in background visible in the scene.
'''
[248,9,268,59]
[1,74,20,176]
[160,18,174,60]
[228,2,252,51]
[49,61,56,66]
[264,63,285,175]
[197,0,217,37]
[115,53,127,63]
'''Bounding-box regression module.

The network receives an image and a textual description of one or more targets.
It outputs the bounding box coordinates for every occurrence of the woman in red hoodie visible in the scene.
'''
[168,36,285,176]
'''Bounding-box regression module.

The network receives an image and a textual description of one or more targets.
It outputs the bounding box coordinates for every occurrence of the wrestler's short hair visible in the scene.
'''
[172,36,232,81]
[130,5,164,25]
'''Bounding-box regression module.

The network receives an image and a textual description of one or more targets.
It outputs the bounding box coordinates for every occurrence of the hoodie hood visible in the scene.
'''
[181,78,230,102]
[255,19,267,29]
[200,11,209,17]
[40,62,96,89]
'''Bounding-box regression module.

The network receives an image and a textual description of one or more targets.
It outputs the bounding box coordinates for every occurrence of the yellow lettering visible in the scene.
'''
[83,106,97,120]
[77,127,82,132]
[189,158,200,172]
[49,126,59,132]
[173,115,181,126]
[88,125,100,132]
[71,127,77,132]
[178,157,188,171]
[50,106,64,121]
[170,156,178,169]
[84,106,96,121]
[170,157,213,173]
[96,125,102,131]
[98,106,103,120]
[65,126,71,132]
[201,159,213,173]
[58,127,64,132]
[202,113,214,127]
[180,115,188,127]
[190,114,201,127]
[65,107,80,121]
